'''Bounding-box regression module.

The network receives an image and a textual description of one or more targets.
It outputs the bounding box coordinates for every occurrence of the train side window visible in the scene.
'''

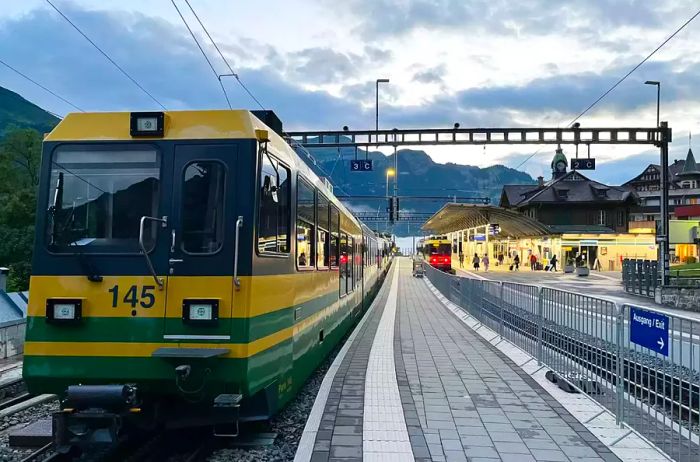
[339,233,348,295]
[296,177,315,270]
[258,151,290,254]
[181,161,226,254]
[330,206,340,269]
[317,193,329,269]
[348,237,355,292]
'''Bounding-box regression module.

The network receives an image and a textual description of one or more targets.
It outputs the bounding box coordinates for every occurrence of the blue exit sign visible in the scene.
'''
[629,306,669,356]
[350,160,373,172]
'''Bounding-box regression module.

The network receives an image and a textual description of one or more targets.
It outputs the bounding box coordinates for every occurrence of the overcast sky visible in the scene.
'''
[1,0,700,184]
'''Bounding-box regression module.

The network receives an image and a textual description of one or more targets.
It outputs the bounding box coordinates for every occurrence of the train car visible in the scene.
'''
[23,109,391,447]
[422,235,452,272]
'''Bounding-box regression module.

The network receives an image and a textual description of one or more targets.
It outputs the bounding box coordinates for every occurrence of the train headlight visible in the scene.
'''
[130,112,164,137]
[46,299,82,324]
[182,299,219,325]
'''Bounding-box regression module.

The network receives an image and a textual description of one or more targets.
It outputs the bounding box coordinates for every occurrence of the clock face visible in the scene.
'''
[555,160,566,172]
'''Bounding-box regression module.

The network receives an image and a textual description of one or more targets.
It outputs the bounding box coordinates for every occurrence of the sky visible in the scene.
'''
[1,0,700,184]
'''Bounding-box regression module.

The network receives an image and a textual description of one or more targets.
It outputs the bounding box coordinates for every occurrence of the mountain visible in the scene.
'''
[0,86,60,136]
[305,144,535,236]
[0,86,534,237]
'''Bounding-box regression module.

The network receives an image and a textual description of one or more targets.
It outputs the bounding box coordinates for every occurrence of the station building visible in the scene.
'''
[623,147,700,263]
[422,148,657,271]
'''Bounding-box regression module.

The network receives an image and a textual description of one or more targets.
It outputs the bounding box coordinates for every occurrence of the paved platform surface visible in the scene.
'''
[303,258,629,461]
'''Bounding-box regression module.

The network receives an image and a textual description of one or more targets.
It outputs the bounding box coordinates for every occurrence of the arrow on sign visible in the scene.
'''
[657,338,665,350]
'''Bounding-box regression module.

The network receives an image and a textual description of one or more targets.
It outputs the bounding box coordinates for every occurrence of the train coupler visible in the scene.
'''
[53,384,140,448]
[212,393,242,437]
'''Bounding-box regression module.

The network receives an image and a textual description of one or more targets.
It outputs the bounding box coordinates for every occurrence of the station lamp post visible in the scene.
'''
[645,80,660,128]
[386,168,395,229]
[386,168,395,197]
[645,80,669,285]
[375,78,390,145]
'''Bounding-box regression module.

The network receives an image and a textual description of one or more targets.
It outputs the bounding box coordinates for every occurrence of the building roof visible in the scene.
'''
[501,170,634,208]
[547,224,617,234]
[422,204,552,237]
[0,290,27,324]
[500,185,537,207]
[623,160,687,187]
[676,148,700,178]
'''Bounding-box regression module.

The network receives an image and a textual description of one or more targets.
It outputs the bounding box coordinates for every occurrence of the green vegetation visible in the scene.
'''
[0,127,42,291]
[0,86,59,137]
[0,86,60,291]
[670,262,700,278]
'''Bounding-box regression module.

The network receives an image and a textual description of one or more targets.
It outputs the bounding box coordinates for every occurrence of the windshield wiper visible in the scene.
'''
[70,243,103,282]
[49,172,64,247]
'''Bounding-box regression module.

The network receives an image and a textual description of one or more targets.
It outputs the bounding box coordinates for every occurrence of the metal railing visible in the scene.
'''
[622,258,658,298]
[424,263,700,462]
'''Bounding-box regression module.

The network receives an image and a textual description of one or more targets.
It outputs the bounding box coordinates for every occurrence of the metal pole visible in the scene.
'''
[660,121,670,286]
[537,287,543,366]
[656,84,660,128]
[375,78,389,148]
[375,80,379,144]
[394,145,398,199]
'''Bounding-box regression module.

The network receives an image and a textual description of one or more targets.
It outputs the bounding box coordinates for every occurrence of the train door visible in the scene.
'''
[163,144,238,342]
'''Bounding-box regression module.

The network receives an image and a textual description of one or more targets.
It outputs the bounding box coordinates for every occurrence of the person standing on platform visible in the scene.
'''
[530,253,537,271]
[482,254,490,272]
[549,254,558,272]
[458,251,464,268]
[472,253,480,271]
[513,254,520,271]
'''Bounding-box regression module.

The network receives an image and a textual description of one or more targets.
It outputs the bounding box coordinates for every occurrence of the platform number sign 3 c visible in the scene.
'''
[350,160,373,172]
[629,306,669,356]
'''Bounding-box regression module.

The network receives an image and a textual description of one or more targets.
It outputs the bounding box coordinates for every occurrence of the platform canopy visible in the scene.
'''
[422,203,552,238]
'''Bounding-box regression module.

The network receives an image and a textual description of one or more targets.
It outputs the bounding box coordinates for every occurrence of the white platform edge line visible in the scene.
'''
[294,263,396,462]
[422,276,672,462]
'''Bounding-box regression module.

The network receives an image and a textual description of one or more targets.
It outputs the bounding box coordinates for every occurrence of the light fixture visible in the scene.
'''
[182,299,219,325]
[386,168,395,177]
[46,299,82,324]
[130,112,164,137]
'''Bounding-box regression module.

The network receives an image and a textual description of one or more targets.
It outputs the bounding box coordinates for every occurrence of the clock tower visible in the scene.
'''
[551,146,568,179]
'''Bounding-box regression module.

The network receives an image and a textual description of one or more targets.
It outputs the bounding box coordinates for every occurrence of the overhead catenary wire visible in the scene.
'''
[183,0,265,110]
[513,6,700,172]
[0,58,84,114]
[170,0,231,109]
[45,0,166,110]
[568,6,700,127]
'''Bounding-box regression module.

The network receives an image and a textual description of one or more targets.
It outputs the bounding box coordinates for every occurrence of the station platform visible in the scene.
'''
[296,258,667,462]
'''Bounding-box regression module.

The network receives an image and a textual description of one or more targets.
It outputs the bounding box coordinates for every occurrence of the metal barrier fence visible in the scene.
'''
[424,263,700,462]
[622,258,658,298]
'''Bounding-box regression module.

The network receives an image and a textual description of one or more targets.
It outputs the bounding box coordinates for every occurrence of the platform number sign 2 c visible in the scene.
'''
[350,160,373,172]
[629,306,669,356]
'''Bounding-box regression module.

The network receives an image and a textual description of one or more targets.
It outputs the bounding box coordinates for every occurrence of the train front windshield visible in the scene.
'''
[46,145,161,253]
[432,243,451,255]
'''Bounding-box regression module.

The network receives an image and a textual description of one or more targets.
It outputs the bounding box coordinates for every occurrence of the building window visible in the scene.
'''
[598,210,607,226]
[296,177,315,270]
[616,210,624,227]
[257,151,290,254]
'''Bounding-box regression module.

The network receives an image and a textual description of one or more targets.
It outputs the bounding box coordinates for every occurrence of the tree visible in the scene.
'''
[0,127,41,291]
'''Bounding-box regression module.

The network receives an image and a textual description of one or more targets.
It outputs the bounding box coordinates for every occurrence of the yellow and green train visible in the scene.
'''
[23,109,391,446]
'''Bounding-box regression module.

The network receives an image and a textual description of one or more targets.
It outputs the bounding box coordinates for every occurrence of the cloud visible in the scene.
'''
[413,64,446,84]
[342,0,691,38]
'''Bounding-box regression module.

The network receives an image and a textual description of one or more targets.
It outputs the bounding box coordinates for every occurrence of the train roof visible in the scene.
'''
[43,109,365,235]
